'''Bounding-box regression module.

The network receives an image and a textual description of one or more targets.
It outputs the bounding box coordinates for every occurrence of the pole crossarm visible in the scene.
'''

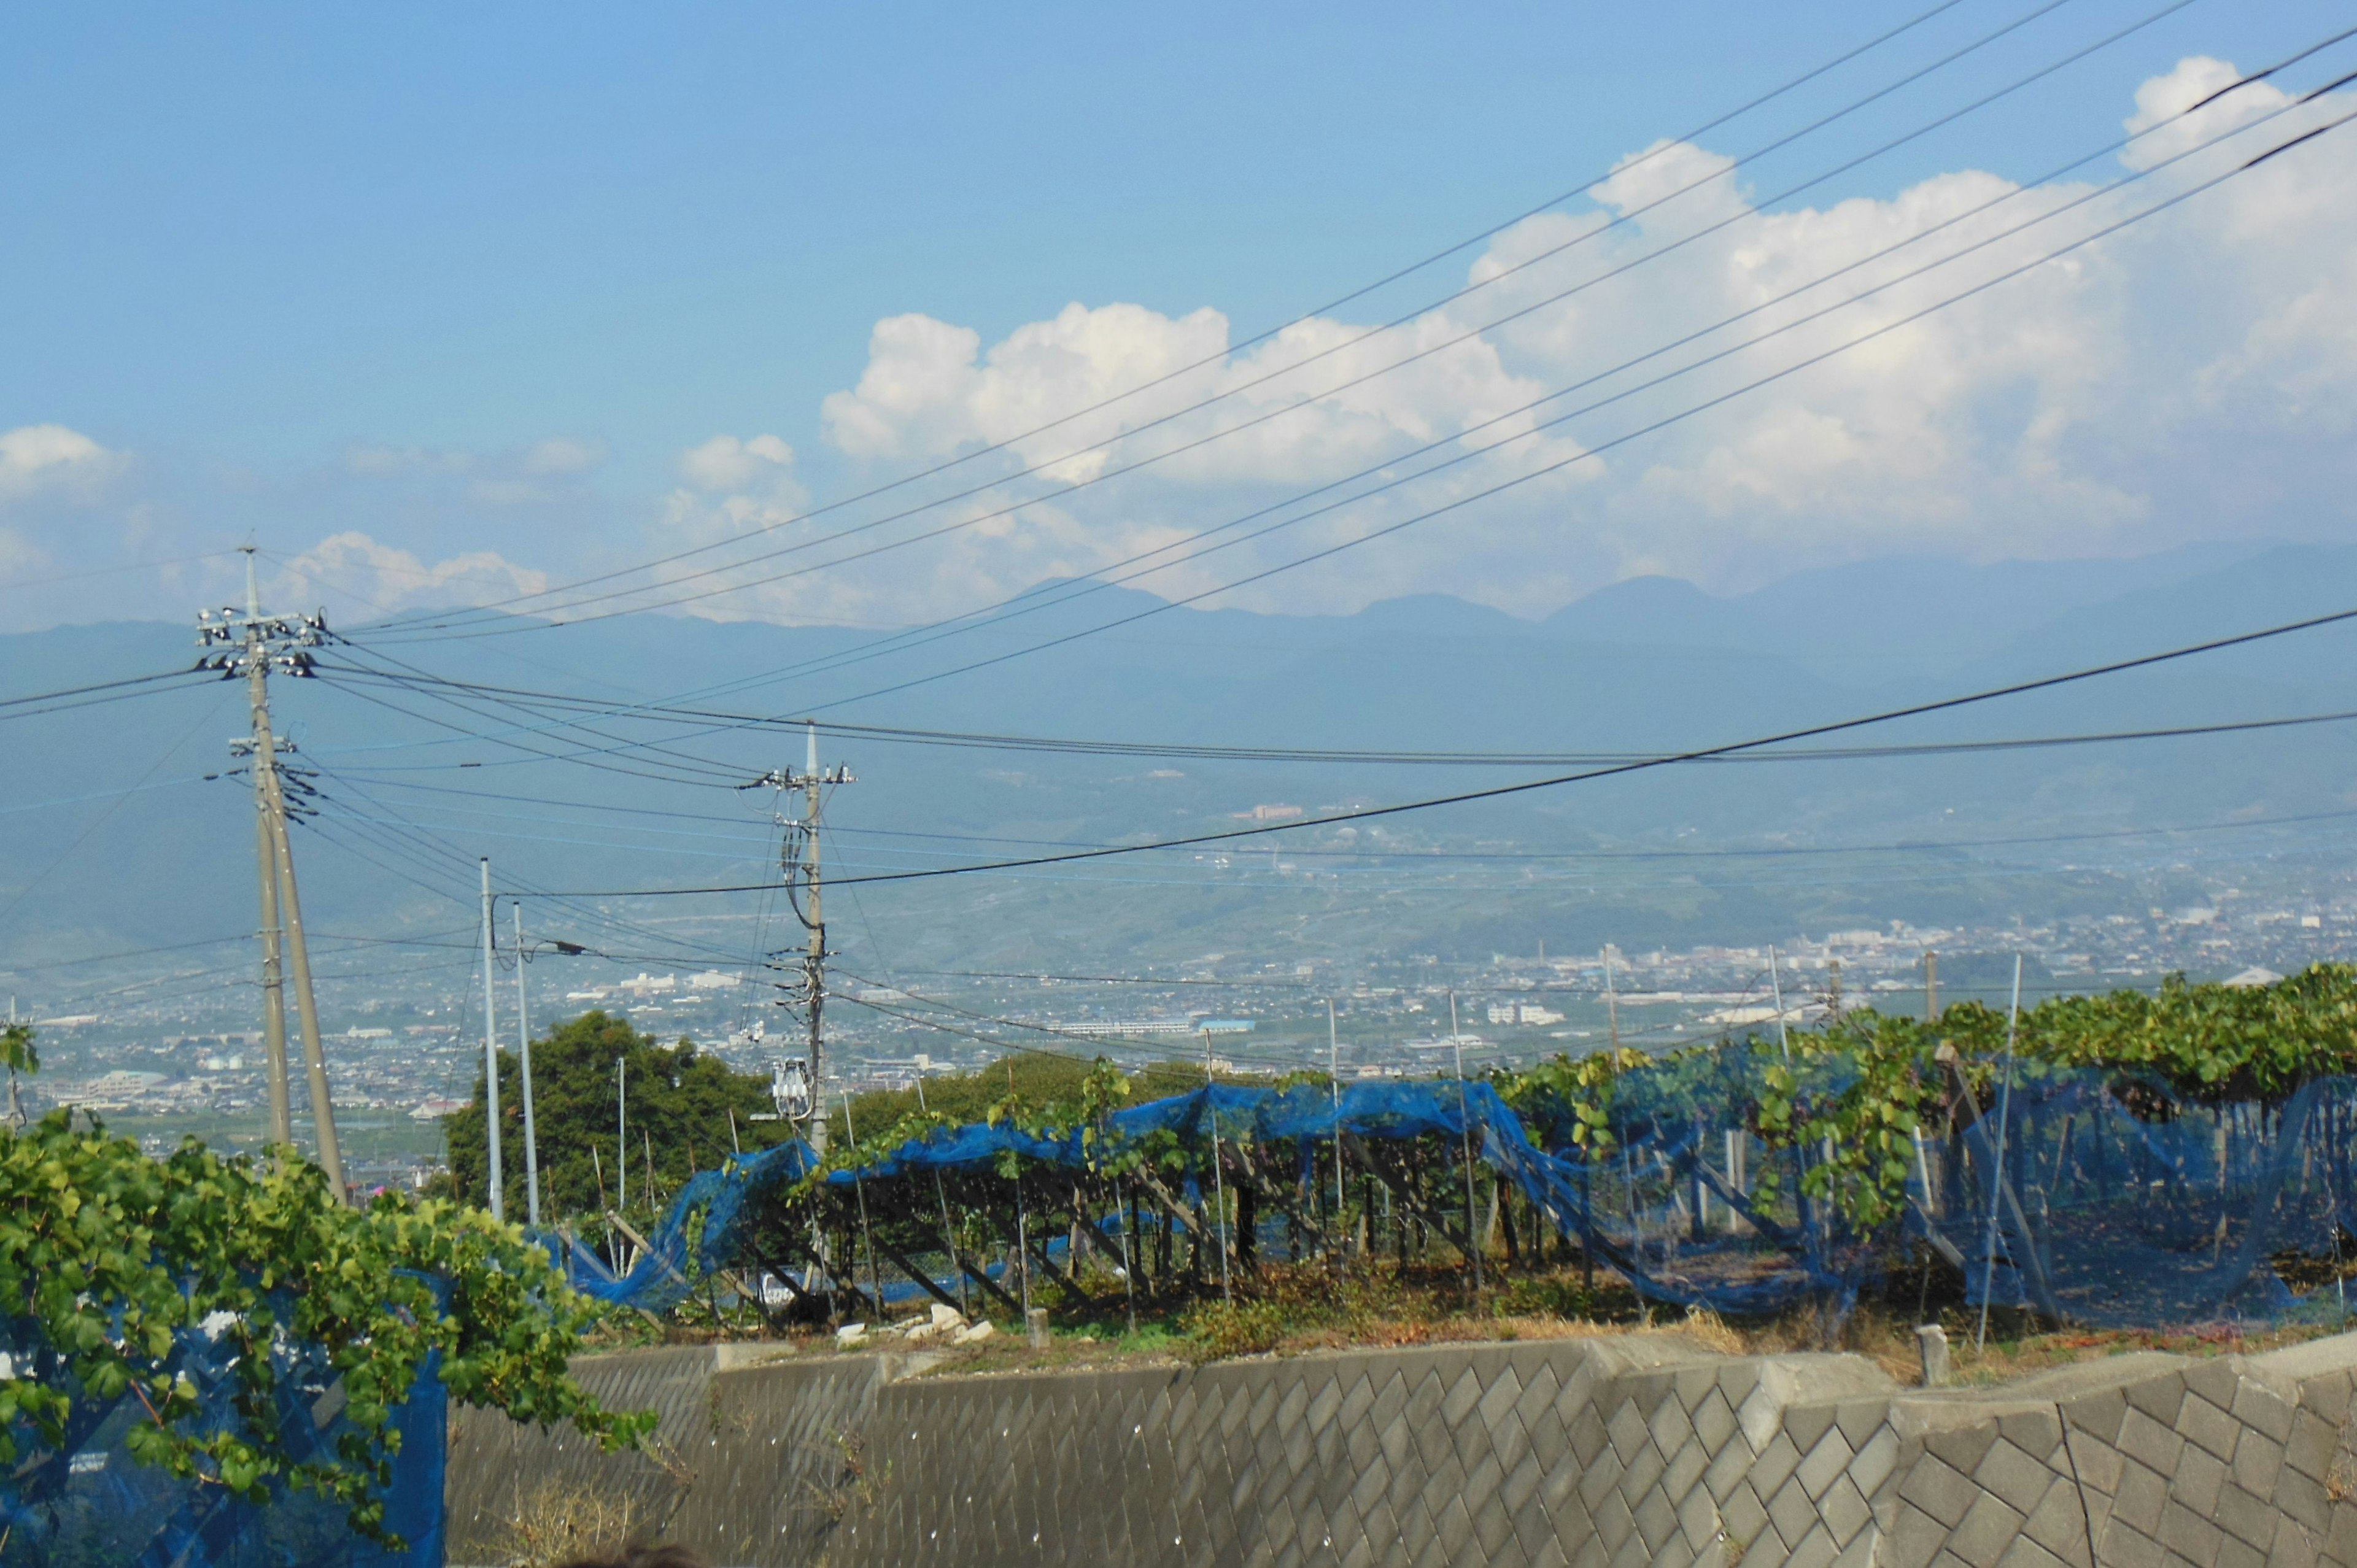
[199,547,343,1200]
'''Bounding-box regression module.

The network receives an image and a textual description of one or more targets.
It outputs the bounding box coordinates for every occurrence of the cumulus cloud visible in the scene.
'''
[0,423,123,504]
[679,433,795,492]
[818,298,1563,490]
[793,54,2357,617]
[269,531,549,612]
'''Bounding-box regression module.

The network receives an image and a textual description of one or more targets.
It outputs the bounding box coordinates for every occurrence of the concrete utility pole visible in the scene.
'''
[751,723,853,1154]
[198,547,343,1199]
[479,859,503,1221]
[1924,950,1941,1022]
[255,763,292,1148]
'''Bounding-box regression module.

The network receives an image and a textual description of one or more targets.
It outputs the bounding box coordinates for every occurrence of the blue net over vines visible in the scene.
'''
[0,1317,446,1568]
[547,1057,2357,1332]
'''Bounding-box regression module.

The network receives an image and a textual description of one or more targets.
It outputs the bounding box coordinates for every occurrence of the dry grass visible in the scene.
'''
[487,1479,648,1568]
[1929,1313,2340,1387]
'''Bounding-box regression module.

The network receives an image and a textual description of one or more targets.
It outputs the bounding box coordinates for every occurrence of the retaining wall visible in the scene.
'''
[447,1331,2357,1568]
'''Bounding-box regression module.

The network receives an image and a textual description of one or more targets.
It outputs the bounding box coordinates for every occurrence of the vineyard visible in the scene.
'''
[15,968,2357,1566]
[560,964,2357,1342]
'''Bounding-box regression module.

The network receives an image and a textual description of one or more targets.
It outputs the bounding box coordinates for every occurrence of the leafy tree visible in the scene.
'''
[443,1010,786,1220]
[821,1051,1216,1149]
[0,1027,649,1548]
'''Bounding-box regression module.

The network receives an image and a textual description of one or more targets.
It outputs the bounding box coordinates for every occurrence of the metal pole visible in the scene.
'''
[516,902,540,1229]
[916,1075,969,1316]
[845,1090,884,1316]
[1204,1029,1232,1303]
[1770,945,1807,1248]
[1976,954,2024,1354]
[803,724,827,1157]
[1329,998,1347,1259]
[1449,991,1483,1292]
[479,859,503,1220]
[616,1056,627,1212]
[1603,946,1621,1051]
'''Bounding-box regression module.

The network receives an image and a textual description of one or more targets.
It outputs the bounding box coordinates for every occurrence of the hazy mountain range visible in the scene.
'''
[7,538,2357,972]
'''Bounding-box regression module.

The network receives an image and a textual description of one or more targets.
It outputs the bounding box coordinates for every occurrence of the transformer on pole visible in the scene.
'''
[196,547,344,1200]
[746,722,852,1154]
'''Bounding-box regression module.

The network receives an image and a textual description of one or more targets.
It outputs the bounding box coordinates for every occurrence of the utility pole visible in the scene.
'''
[1924,950,1941,1022]
[515,902,541,1229]
[255,767,291,1148]
[198,547,343,1199]
[749,723,853,1154]
[479,859,503,1221]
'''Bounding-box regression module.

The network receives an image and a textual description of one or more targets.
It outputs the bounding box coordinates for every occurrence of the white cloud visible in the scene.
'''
[2121,55,2287,171]
[0,423,122,503]
[792,54,2357,618]
[522,436,607,476]
[679,433,795,492]
[269,531,548,614]
[818,298,1559,490]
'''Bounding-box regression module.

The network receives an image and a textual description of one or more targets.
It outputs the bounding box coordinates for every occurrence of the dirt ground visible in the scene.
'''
[600,1256,2351,1388]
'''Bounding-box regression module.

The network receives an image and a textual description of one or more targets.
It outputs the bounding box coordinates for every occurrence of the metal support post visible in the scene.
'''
[516,902,541,1229]
[480,859,503,1221]
[1449,991,1483,1292]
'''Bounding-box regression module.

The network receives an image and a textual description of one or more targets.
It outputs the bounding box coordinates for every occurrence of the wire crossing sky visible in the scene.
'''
[5,0,2357,635]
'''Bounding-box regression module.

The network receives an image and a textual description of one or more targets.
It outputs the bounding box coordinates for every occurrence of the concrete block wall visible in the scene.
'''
[446,1344,916,1567]
[445,1331,2357,1568]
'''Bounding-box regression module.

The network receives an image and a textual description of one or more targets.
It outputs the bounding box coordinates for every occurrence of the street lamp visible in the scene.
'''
[509,904,587,1230]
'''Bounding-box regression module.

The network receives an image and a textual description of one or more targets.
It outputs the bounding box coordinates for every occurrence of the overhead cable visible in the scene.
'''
[508,597,2357,897]
[346,0,2011,639]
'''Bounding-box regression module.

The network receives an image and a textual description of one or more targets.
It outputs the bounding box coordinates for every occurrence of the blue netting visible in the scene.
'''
[1933,1068,2357,1329]
[1,1296,447,1568]
[551,1063,2357,1330]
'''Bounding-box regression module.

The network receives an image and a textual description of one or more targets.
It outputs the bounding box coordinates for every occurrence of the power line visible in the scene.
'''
[249,42,2343,817]
[345,0,2003,641]
[0,667,215,722]
[333,63,2350,751]
[796,113,2357,716]
[368,0,2189,643]
[510,599,2357,897]
[308,658,2357,768]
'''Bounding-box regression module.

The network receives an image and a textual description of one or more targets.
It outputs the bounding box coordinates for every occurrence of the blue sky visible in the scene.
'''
[4,0,2355,630]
